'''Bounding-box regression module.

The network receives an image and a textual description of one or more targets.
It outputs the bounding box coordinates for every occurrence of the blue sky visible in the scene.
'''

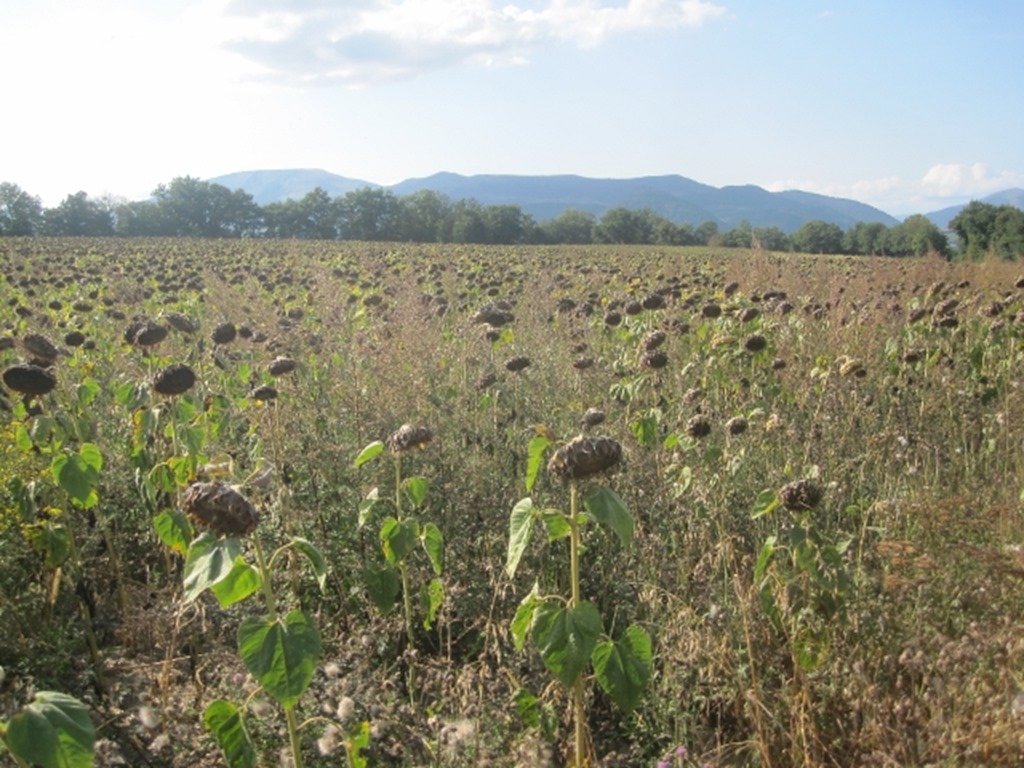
[2,0,1021,215]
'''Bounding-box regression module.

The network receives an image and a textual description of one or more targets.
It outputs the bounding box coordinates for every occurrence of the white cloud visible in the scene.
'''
[221,0,727,84]
[920,162,1022,199]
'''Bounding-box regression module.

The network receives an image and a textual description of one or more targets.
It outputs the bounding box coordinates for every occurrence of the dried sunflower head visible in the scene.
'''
[21,333,61,362]
[212,322,237,345]
[387,424,433,453]
[183,481,259,537]
[686,414,712,439]
[778,479,823,512]
[268,356,297,376]
[640,350,669,369]
[505,355,531,373]
[642,330,667,351]
[132,321,169,348]
[3,364,57,396]
[250,384,278,402]
[153,363,196,396]
[547,435,622,481]
[582,408,606,428]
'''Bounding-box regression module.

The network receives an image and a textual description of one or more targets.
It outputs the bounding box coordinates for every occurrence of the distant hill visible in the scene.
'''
[209,169,377,206]
[924,188,1024,229]
[209,169,899,233]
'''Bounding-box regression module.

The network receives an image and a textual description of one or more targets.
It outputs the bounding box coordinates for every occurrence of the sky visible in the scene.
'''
[1,0,1022,216]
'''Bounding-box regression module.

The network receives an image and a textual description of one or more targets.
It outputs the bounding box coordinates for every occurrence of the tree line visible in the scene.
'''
[2,177,1022,258]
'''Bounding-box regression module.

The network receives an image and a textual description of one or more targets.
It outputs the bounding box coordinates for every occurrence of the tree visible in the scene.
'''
[152,176,261,237]
[0,182,44,236]
[482,204,535,244]
[843,221,889,255]
[992,205,1024,260]
[539,209,597,244]
[42,191,115,236]
[792,220,844,254]
[950,201,1000,260]
[264,188,340,240]
[595,208,656,244]
[753,226,791,252]
[721,220,754,248]
[396,190,453,243]
[338,187,401,241]
[114,200,171,236]
[451,199,487,243]
[694,220,719,246]
[897,215,949,258]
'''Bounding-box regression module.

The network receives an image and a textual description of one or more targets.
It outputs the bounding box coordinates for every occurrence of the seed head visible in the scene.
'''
[21,333,61,363]
[505,355,531,373]
[547,435,622,481]
[640,350,669,369]
[183,481,259,537]
[642,330,667,351]
[268,356,297,376]
[212,322,237,345]
[582,408,606,428]
[778,479,823,512]
[726,416,748,435]
[250,384,278,401]
[686,414,712,439]
[164,312,199,334]
[744,334,768,353]
[153,363,196,396]
[3,364,57,396]
[387,424,433,453]
[131,321,168,348]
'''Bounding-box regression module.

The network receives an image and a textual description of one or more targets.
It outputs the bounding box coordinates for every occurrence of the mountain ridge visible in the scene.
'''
[206,168,993,234]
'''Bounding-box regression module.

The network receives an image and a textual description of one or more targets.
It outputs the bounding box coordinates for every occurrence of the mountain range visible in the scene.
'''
[208,168,1022,234]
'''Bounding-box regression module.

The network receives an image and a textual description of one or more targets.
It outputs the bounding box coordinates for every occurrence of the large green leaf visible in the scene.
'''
[203,700,256,768]
[210,557,261,608]
[363,562,400,614]
[290,537,328,592]
[592,624,652,712]
[51,444,103,509]
[5,691,95,768]
[26,522,72,568]
[421,522,444,576]
[531,601,603,688]
[583,486,633,546]
[353,441,385,468]
[380,517,419,565]
[237,611,322,708]
[402,476,430,509]
[511,585,541,652]
[153,509,193,556]
[422,577,444,629]
[505,497,535,579]
[183,533,242,603]
[525,436,551,493]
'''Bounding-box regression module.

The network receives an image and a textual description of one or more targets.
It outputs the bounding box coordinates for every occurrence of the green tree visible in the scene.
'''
[338,187,400,241]
[753,226,791,252]
[950,201,1000,260]
[899,214,949,257]
[694,220,719,246]
[451,199,487,243]
[482,204,536,244]
[114,200,171,236]
[595,207,656,244]
[152,177,261,237]
[263,188,340,239]
[843,221,889,255]
[396,189,453,242]
[721,220,754,248]
[0,182,44,236]
[42,191,115,236]
[992,205,1024,260]
[539,209,597,244]
[792,220,844,254]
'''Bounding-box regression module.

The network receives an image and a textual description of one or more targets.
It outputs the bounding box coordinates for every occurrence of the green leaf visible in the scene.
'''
[592,625,652,713]
[51,444,103,509]
[525,435,551,493]
[353,441,385,468]
[203,700,256,768]
[506,497,535,578]
[753,535,777,583]
[511,585,541,652]
[583,486,633,546]
[402,476,430,508]
[380,517,419,565]
[290,537,328,592]
[540,510,571,542]
[153,509,193,556]
[237,611,322,708]
[345,720,371,768]
[26,522,72,568]
[210,557,261,608]
[357,487,380,528]
[751,488,780,519]
[422,577,444,629]
[76,378,100,407]
[363,562,400,614]
[5,691,95,768]
[183,533,242,603]
[532,600,603,688]
[421,523,444,576]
